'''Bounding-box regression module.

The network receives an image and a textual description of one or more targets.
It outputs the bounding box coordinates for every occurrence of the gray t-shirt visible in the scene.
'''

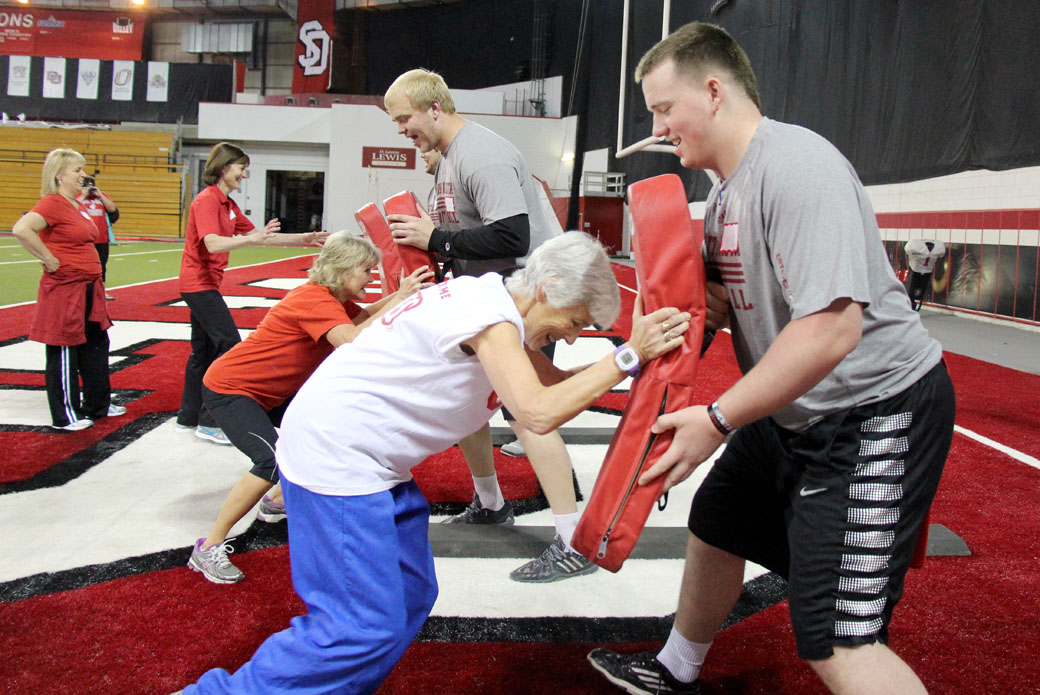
[704,117,941,431]
[431,121,557,276]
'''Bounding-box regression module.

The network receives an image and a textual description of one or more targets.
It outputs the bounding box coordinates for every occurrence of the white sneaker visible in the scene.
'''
[51,418,93,432]
[174,423,194,433]
[500,439,526,457]
[107,404,126,417]
[195,425,232,446]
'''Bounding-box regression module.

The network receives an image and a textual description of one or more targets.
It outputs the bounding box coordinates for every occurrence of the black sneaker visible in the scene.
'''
[587,649,701,695]
[440,493,515,525]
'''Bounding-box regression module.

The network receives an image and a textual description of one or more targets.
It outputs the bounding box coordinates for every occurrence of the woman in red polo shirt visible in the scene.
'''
[176,142,328,445]
[186,233,433,584]
[12,148,126,431]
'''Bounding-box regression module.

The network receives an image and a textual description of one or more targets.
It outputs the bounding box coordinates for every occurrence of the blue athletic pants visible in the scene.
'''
[187,477,438,694]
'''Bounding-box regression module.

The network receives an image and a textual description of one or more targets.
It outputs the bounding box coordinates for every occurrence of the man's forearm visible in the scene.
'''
[427,213,530,260]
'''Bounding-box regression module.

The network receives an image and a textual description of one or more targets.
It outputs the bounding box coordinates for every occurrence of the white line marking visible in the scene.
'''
[955,424,1040,470]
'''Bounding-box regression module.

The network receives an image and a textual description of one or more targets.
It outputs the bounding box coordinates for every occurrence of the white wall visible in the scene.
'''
[866,166,1040,214]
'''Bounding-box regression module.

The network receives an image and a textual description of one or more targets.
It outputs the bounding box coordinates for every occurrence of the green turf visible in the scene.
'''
[0,238,320,306]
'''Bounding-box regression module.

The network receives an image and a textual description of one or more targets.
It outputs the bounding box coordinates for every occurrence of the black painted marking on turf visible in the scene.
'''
[0,409,166,495]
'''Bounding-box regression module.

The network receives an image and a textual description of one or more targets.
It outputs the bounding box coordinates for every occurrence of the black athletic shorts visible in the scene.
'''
[688,361,955,660]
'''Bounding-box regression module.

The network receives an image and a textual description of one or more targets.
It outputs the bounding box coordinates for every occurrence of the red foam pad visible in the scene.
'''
[383,190,440,278]
[355,203,403,295]
[572,174,707,572]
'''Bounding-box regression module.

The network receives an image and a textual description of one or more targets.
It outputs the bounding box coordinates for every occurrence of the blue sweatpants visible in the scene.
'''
[186,477,438,694]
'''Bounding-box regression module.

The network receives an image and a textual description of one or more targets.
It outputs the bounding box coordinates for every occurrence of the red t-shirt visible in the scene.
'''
[31,194,102,276]
[178,185,254,293]
[80,193,114,244]
[203,282,362,410]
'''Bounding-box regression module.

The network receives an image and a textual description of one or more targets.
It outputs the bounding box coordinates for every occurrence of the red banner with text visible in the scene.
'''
[0,10,145,61]
[292,0,334,94]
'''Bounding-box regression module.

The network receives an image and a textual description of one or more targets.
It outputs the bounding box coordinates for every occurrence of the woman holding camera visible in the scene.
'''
[78,175,118,299]
[12,148,126,431]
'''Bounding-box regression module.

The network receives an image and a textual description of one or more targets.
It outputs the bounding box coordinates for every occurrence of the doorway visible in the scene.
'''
[265,170,325,234]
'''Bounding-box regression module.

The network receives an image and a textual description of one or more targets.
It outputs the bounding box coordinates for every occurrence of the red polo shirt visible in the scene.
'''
[179,185,255,293]
[31,194,102,276]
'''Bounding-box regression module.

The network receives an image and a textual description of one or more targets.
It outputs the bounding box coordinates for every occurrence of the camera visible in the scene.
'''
[81,175,99,198]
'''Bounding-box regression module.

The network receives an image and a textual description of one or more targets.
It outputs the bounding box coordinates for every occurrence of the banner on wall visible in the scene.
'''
[0,10,144,61]
[77,58,100,100]
[6,54,30,96]
[42,56,64,99]
[146,61,168,102]
[292,0,334,94]
[111,60,134,101]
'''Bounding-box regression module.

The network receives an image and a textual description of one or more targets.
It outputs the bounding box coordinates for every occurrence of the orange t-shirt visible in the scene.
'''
[179,185,254,293]
[32,194,102,276]
[203,282,361,410]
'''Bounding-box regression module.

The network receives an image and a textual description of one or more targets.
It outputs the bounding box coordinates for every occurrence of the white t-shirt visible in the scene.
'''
[905,239,946,274]
[276,273,523,496]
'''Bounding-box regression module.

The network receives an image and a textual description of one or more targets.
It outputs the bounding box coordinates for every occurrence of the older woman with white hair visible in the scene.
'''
[177,231,692,695]
[12,148,126,431]
[187,232,433,585]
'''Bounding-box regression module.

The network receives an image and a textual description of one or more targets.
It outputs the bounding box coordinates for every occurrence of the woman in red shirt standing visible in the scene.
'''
[176,142,328,445]
[12,148,127,431]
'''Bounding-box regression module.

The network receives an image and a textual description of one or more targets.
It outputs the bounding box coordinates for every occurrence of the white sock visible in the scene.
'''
[656,626,711,683]
[553,512,581,549]
[472,474,504,511]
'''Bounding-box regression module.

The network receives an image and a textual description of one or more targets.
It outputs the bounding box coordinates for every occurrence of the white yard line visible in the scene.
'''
[955,424,1040,471]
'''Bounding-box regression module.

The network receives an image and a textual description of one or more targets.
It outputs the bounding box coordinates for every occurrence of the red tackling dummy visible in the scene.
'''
[383,190,441,281]
[355,203,405,295]
[571,174,707,572]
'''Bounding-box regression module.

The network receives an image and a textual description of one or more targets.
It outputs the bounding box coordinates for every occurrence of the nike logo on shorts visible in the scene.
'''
[799,487,827,497]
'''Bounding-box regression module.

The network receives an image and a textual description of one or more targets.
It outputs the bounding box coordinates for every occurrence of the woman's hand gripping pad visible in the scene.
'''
[571,174,707,572]
[383,190,441,281]
[355,203,404,295]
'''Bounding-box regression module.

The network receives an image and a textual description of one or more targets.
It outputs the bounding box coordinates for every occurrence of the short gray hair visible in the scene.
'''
[308,232,380,294]
[505,232,620,328]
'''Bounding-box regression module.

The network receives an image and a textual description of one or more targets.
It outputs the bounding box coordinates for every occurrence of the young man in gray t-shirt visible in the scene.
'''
[384,69,596,585]
[588,22,955,695]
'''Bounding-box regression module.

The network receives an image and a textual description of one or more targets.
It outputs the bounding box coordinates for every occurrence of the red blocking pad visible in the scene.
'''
[572,174,707,572]
[356,203,404,295]
[383,190,440,279]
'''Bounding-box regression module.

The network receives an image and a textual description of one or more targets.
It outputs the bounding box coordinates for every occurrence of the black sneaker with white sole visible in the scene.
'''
[587,649,700,695]
[440,493,515,525]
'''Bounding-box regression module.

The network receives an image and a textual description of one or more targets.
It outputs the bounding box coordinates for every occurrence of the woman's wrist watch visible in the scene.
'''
[613,345,641,377]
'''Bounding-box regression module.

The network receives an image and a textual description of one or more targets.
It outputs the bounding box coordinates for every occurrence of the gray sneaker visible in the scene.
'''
[500,439,527,457]
[187,538,244,584]
[195,425,232,446]
[510,534,599,582]
[441,493,515,525]
[257,495,286,523]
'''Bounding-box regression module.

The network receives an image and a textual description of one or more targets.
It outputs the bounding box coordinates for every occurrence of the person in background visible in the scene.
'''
[11,148,127,431]
[587,22,954,695]
[78,174,118,301]
[187,233,433,585]
[175,141,329,446]
[903,238,946,311]
[386,68,595,583]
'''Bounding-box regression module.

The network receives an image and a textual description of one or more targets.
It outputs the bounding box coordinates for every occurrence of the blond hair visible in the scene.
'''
[384,69,457,113]
[308,232,381,295]
[40,148,86,197]
[635,21,761,109]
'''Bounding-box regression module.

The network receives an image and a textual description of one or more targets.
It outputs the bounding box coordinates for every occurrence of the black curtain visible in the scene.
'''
[360,0,1040,201]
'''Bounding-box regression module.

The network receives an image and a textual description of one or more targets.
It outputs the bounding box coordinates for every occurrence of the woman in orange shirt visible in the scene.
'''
[12,149,127,431]
[176,142,328,446]
[187,233,433,584]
